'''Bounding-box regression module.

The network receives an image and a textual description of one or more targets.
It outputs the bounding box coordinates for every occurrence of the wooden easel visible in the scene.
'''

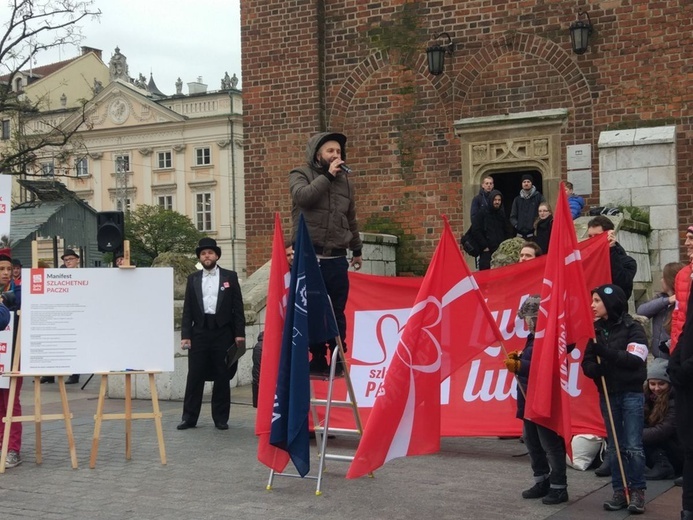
[89,370,166,468]
[1,240,79,473]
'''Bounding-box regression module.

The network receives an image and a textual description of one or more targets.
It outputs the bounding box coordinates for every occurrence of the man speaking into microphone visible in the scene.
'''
[290,132,363,376]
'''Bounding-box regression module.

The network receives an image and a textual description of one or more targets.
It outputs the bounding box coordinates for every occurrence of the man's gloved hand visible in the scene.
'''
[503,357,521,374]
[592,341,609,358]
[1,291,16,308]
[507,350,521,360]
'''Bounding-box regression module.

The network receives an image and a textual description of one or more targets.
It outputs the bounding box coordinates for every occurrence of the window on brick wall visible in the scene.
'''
[195,147,211,166]
[195,192,213,231]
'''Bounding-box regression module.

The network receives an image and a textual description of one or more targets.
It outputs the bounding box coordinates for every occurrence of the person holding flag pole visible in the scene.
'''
[582,284,648,514]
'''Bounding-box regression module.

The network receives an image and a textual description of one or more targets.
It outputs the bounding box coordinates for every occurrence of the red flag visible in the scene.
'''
[256,213,291,472]
[347,217,504,478]
[524,183,597,458]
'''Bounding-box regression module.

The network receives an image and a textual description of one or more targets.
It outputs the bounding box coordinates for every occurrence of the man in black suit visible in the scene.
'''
[177,238,245,431]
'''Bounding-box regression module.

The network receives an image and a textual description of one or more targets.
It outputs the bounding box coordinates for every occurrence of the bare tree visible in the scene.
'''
[0,0,101,175]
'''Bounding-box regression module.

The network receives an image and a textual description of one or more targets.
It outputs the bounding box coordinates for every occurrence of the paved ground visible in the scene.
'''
[0,377,682,519]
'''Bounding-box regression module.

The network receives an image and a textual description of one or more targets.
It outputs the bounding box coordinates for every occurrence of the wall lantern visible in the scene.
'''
[569,10,593,55]
[426,32,455,75]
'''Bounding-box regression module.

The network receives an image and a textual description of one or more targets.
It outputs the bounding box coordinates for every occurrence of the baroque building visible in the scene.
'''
[2,47,246,273]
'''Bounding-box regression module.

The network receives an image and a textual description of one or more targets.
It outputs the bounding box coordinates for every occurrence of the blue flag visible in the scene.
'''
[269,214,339,477]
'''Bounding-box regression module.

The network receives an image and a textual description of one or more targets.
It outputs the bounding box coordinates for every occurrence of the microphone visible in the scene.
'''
[339,163,352,174]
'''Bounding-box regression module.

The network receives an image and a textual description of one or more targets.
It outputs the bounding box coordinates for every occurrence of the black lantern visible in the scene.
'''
[569,10,593,55]
[426,32,455,75]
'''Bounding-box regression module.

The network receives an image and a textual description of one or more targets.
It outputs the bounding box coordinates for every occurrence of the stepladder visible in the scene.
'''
[266,337,372,494]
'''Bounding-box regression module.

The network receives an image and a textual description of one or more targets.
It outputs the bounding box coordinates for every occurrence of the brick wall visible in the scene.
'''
[242,0,693,273]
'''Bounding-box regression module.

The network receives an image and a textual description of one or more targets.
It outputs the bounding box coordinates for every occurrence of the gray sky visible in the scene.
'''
[5,0,242,95]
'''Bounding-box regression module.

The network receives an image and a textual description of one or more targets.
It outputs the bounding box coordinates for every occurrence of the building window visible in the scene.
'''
[1,120,9,140]
[116,198,132,213]
[195,192,212,231]
[114,154,130,172]
[157,150,172,169]
[157,195,173,210]
[195,147,211,166]
[75,157,89,177]
[41,161,55,177]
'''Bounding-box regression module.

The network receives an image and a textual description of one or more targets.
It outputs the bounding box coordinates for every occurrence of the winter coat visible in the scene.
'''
[534,215,553,255]
[582,285,648,394]
[568,195,585,220]
[668,279,693,451]
[514,333,535,420]
[671,263,692,350]
[636,292,673,358]
[470,190,512,253]
[510,187,545,237]
[289,132,362,256]
[470,188,492,221]
[609,242,637,300]
[643,390,678,447]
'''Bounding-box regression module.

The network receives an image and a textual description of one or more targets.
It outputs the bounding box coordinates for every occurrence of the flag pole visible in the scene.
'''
[597,356,630,505]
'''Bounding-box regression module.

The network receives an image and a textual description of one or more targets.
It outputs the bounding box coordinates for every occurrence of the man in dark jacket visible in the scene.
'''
[290,132,362,375]
[510,174,545,239]
[587,215,637,300]
[470,175,495,221]
[471,190,512,270]
[582,284,648,514]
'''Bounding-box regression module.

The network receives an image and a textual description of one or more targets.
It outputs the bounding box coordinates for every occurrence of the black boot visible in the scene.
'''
[309,343,329,375]
[542,487,569,505]
[65,374,80,385]
[645,450,675,480]
[594,458,611,477]
[522,479,550,499]
[40,376,55,384]
[682,511,693,520]
[675,476,684,487]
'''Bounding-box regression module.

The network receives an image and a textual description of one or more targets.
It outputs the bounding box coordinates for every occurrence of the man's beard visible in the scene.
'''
[202,259,217,270]
[318,156,333,171]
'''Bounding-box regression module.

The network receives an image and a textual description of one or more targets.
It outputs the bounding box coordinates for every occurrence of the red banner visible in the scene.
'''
[316,235,611,438]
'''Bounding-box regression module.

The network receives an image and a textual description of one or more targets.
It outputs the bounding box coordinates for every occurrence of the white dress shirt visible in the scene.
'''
[202,266,219,314]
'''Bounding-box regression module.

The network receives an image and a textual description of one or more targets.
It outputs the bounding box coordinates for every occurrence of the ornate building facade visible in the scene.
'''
[4,47,246,273]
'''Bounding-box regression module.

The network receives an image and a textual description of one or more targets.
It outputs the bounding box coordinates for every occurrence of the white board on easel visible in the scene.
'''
[21,267,174,374]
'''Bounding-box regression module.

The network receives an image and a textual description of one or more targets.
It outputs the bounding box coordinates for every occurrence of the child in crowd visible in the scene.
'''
[565,182,585,220]
[504,295,568,505]
[582,284,648,514]
[636,262,685,359]
[643,358,680,480]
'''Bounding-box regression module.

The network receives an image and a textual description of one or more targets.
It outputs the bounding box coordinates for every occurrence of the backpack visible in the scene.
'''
[460,226,481,257]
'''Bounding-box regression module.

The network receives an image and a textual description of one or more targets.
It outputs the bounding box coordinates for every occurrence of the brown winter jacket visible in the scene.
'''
[290,132,362,256]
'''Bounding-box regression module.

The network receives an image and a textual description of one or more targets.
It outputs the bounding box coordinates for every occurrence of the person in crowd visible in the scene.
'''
[565,182,585,220]
[251,242,294,408]
[0,252,21,468]
[177,238,245,431]
[11,259,21,286]
[471,190,512,271]
[510,174,545,240]
[642,358,680,480]
[471,175,495,221]
[290,132,362,376]
[504,295,569,505]
[587,215,637,300]
[534,202,553,255]
[51,249,81,385]
[671,225,693,351]
[669,281,693,520]
[637,262,685,359]
[519,241,543,263]
[582,284,648,514]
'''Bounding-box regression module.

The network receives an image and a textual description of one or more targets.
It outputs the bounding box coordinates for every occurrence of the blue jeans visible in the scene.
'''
[599,392,646,492]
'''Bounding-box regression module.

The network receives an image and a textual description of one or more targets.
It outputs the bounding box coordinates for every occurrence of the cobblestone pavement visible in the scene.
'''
[0,378,681,519]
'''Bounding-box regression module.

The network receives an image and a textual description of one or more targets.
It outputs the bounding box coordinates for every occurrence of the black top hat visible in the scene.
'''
[195,238,221,258]
[61,249,80,260]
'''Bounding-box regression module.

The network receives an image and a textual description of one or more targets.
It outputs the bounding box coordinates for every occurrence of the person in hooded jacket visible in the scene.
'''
[510,174,545,239]
[533,202,553,255]
[668,279,693,520]
[642,358,680,480]
[290,132,362,376]
[582,284,648,514]
[504,295,569,505]
[470,189,512,270]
